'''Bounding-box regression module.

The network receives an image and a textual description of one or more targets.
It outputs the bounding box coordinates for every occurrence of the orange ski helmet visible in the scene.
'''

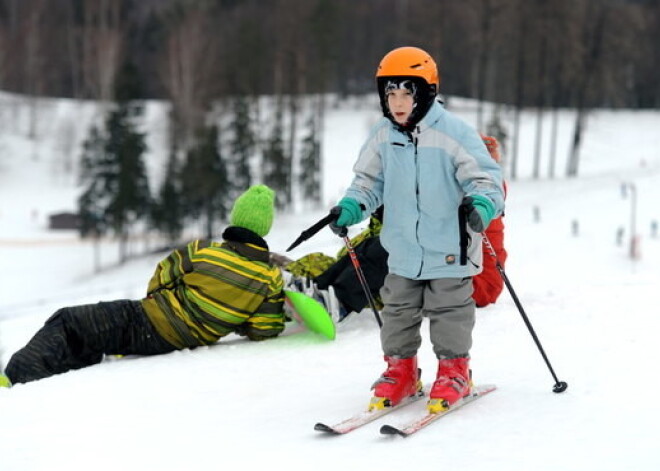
[376,46,440,89]
[376,47,440,129]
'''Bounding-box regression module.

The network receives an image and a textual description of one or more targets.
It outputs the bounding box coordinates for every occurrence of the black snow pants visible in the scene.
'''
[315,236,389,314]
[5,300,176,384]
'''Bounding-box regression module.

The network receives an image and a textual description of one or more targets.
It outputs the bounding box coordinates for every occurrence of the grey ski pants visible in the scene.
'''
[379,274,475,359]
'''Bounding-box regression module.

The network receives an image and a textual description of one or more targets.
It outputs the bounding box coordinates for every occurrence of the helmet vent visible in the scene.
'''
[410,63,422,69]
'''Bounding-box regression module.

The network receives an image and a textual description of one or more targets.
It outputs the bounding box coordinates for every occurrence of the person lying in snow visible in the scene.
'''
[0,185,286,387]
[278,135,508,321]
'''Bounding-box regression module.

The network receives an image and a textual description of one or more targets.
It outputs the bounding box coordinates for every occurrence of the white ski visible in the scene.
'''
[380,384,497,437]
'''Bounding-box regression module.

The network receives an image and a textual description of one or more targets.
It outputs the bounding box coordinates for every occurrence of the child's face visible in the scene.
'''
[386,88,414,125]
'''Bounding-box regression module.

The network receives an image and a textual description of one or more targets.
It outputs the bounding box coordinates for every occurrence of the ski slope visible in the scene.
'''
[1,92,659,470]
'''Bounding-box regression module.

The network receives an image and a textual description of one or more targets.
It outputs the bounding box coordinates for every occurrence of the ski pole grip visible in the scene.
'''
[330,206,341,220]
[329,206,348,237]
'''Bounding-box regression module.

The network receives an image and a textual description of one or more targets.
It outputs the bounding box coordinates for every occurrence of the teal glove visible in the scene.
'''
[329,197,363,236]
[463,194,496,232]
[336,197,363,226]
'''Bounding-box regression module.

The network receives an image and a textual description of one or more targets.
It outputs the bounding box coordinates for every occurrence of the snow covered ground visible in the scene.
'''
[1,92,659,470]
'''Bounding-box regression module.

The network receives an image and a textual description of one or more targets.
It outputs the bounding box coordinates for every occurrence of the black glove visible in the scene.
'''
[329,206,348,237]
[461,196,485,232]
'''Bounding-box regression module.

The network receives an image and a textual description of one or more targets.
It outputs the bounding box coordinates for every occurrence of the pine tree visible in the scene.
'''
[180,125,229,239]
[262,105,290,209]
[78,104,151,263]
[78,125,108,239]
[151,149,184,245]
[106,105,151,261]
[299,112,322,205]
[229,95,255,192]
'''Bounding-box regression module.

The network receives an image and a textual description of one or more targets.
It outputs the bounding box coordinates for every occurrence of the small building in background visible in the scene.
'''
[48,212,80,230]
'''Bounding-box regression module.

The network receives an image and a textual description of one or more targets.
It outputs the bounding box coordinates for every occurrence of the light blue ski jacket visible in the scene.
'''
[343,100,505,280]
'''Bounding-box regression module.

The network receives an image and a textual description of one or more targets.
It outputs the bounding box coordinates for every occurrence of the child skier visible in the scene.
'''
[0,185,286,387]
[329,46,505,413]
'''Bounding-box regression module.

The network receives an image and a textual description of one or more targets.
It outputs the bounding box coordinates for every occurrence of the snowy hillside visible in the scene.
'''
[1,92,660,471]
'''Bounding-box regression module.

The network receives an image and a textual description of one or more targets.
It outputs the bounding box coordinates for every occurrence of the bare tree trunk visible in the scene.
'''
[533,22,547,180]
[567,1,607,177]
[118,231,126,265]
[533,107,543,179]
[98,1,121,103]
[252,95,264,182]
[315,92,326,207]
[289,45,309,208]
[83,0,123,103]
[510,0,528,181]
[24,0,49,144]
[64,2,82,99]
[92,230,102,274]
[548,106,559,178]
[567,109,586,177]
[476,0,494,133]
[162,8,212,153]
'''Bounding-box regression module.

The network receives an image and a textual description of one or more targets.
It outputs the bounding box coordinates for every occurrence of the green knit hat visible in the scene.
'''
[230,185,275,237]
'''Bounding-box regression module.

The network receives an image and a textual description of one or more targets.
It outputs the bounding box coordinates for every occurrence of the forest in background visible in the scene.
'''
[3,0,658,171]
[1,0,658,261]
[1,0,658,107]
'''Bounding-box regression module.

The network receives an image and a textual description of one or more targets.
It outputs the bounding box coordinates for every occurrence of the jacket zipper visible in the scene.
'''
[410,127,424,278]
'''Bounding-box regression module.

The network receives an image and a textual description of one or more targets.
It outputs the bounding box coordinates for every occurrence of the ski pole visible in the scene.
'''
[341,234,383,328]
[286,212,337,252]
[482,233,568,393]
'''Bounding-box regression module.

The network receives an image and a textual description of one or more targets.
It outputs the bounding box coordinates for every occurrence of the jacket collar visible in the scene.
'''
[415,100,443,133]
[221,226,270,263]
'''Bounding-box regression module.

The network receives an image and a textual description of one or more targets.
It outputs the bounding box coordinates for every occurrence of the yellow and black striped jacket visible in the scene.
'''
[141,228,285,349]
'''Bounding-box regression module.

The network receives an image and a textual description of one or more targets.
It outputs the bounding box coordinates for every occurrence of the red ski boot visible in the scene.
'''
[369,356,422,410]
[428,357,472,413]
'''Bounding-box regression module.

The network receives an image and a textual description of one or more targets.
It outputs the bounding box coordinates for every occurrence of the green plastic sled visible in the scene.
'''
[284,290,336,340]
